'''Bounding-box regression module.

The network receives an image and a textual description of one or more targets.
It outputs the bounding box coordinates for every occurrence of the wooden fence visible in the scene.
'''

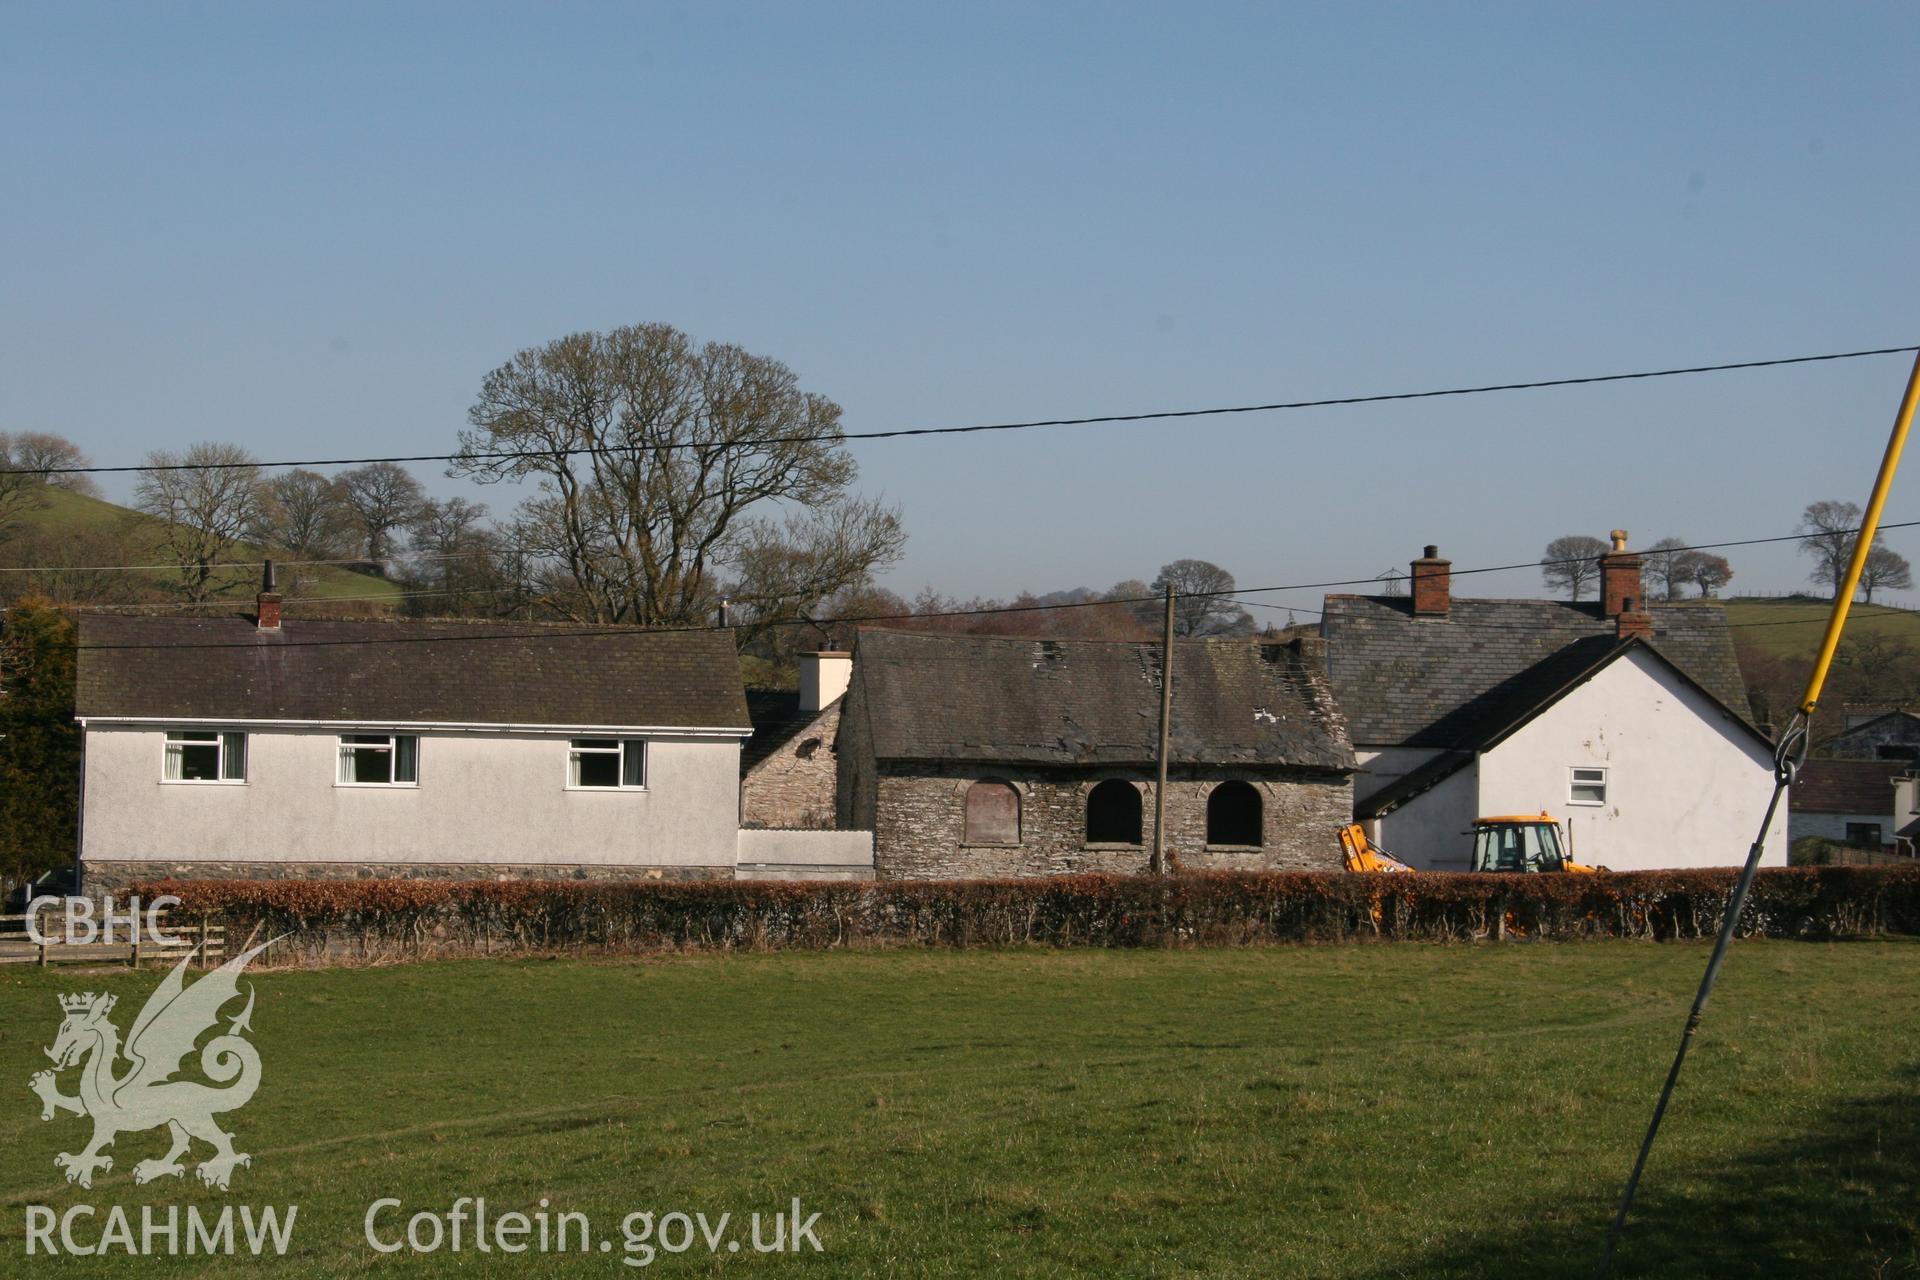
[0,909,228,969]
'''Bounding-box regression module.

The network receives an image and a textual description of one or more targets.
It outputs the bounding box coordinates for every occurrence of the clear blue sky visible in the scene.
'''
[4,2,1918,613]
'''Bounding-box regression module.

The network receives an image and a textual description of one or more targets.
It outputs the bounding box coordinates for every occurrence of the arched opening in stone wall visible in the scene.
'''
[1085,779,1143,845]
[1206,781,1263,846]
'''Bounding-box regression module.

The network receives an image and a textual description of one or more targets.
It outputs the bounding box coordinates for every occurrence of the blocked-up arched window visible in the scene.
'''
[964,780,1021,845]
[1207,781,1263,846]
[1086,779,1143,845]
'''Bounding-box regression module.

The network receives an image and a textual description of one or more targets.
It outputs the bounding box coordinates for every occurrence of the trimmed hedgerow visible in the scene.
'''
[130,865,1920,965]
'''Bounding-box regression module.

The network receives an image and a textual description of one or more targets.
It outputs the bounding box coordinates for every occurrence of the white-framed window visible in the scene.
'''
[568,739,646,789]
[338,733,419,786]
[164,730,247,783]
[1569,766,1608,806]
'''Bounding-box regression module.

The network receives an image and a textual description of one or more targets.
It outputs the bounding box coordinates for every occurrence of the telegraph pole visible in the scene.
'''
[1152,585,1175,874]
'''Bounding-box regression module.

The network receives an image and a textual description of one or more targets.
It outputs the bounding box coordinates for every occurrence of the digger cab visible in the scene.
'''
[1470,813,1594,873]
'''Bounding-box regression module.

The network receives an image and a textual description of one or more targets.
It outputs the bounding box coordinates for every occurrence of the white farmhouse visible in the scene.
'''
[74,592,752,894]
[1321,535,1783,872]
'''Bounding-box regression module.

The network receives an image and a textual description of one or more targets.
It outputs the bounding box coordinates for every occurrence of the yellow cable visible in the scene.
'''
[1799,349,1920,715]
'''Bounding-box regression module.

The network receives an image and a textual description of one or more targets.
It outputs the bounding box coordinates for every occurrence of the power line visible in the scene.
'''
[54,521,1920,649]
[7,342,1915,477]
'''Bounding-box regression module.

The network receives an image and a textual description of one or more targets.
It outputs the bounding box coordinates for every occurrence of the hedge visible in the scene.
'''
[128,865,1920,966]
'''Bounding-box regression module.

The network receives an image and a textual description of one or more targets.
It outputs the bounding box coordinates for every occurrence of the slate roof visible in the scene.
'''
[1354,637,1767,818]
[1791,760,1901,816]
[849,630,1353,769]
[1320,596,1753,748]
[741,689,839,774]
[74,614,750,730]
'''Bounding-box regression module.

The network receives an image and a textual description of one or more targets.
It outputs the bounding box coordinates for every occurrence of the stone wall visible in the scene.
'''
[869,764,1353,880]
[80,860,730,897]
[741,702,843,829]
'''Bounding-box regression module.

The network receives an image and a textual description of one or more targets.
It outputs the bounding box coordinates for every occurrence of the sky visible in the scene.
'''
[4,2,1919,618]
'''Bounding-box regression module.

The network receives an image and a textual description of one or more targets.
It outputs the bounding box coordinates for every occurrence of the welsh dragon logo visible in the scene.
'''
[28,939,275,1191]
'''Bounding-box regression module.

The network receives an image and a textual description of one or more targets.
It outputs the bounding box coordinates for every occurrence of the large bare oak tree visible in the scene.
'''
[453,323,903,629]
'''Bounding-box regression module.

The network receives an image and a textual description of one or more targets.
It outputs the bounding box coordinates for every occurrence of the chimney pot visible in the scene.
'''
[1423,544,1438,559]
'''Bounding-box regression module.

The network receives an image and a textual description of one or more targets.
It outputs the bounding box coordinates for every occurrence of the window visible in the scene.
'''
[1845,822,1884,848]
[1569,767,1608,806]
[1206,781,1263,846]
[338,734,419,786]
[1472,822,1568,873]
[569,739,646,789]
[1085,779,1143,845]
[164,730,246,782]
[963,780,1020,844]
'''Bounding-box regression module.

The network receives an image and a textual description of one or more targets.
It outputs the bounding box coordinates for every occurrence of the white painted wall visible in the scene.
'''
[1352,746,1444,805]
[798,652,853,714]
[735,828,874,880]
[1475,649,1785,870]
[80,726,743,867]
[1372,758,1478,870]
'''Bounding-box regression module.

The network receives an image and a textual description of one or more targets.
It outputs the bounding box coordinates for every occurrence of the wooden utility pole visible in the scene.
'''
[1152,585,1175,874]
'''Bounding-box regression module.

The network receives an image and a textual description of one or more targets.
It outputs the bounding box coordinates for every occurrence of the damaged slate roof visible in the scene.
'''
[75,614,750,729]
[1319,596,1754,748]
[850,630,1354,769]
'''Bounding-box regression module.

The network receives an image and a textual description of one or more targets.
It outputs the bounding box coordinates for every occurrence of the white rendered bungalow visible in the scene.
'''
[73,591,751,893]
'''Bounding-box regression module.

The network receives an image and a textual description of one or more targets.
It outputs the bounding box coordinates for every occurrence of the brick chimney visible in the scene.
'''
[1410,545,1450,617]
[1599,530,1643,618]
[797,647,852,713]
[1616,598,1654,640]
[256,559,282,631]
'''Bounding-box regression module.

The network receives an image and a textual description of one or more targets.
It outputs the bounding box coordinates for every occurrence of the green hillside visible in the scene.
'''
[1716,595,1920,660]
[8,487,403,608]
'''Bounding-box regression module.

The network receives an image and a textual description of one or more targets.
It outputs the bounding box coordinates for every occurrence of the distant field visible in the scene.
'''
[16,488,401,606]
[1702,595,1920,660]
[0,943,1912,1277]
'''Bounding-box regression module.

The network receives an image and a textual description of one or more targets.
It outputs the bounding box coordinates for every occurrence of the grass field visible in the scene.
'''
[1719,595,1920,660]
[0,942,1914,1277]
[16,488,402,605]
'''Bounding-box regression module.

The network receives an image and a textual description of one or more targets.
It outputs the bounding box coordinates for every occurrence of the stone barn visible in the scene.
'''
[834,630,1355,880]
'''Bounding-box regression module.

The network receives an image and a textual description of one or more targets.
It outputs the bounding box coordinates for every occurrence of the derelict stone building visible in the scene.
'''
[834,630,1355,880]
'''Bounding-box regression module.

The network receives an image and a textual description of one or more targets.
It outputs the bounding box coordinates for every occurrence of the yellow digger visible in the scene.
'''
[1340,815,1605,874]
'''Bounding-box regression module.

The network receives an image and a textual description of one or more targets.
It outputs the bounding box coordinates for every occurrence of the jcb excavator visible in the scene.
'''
[1339,815,1605,874]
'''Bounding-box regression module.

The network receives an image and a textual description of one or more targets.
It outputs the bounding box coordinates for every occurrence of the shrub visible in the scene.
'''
[130,865,1920,966]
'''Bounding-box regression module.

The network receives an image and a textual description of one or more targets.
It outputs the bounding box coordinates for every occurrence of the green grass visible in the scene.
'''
[1719,595,1920,660]
[19,487,401,605]
[0,943,1914,1277]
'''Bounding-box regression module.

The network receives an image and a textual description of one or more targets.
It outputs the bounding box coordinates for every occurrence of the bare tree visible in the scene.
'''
[132,443,267,602]
[1798,500,1863,601]
[726,497,907,646]
[1541,535,1609,601]
[9,432,100,497]
[454,323,904,627]
[1860,543,1913,604]
[255,469,355,558]
[337,462,425,561]
[1643,537,1690,601]
[401,496,515,613]
[1150,559,1255,636]
[0,437,44,542]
